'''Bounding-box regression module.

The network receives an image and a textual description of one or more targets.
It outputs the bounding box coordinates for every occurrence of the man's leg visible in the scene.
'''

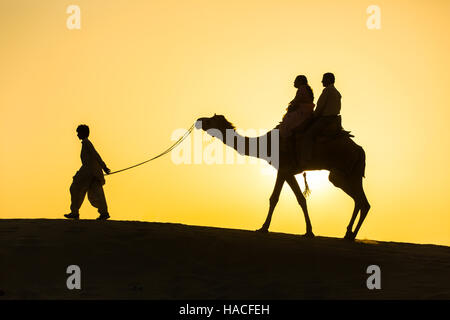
[66,174,89,219]
[87,180,110,220]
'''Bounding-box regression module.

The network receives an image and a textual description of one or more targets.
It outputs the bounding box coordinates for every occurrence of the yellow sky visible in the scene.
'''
[1,0,450,245]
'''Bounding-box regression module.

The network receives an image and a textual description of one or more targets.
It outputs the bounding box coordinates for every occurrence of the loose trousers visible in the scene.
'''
[70,171,108,215]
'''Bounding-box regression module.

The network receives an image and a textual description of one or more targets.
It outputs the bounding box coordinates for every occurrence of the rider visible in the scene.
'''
[302,72,341,162]
[279,75,315,138]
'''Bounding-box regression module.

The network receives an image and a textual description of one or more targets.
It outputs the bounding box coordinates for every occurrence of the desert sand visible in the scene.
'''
[0,219,449,299]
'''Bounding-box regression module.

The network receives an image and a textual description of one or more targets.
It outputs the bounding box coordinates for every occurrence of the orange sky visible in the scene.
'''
[1,0,450,245]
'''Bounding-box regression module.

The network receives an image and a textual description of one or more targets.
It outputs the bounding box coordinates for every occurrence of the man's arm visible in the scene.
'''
[313,87,329,117]
[88,141,110,174]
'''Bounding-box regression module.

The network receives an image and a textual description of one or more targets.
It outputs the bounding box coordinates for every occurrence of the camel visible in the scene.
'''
[195,114,370,241]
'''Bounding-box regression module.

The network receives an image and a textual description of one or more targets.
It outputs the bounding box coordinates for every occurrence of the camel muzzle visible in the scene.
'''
[195,119,207,130]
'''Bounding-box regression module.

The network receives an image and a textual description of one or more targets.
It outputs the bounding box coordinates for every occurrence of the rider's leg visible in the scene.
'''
[302,117,329,162]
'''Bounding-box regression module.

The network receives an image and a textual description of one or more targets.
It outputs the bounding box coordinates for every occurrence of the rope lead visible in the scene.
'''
[106,123,195,176]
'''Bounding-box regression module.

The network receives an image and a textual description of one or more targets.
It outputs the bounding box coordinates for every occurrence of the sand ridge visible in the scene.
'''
[0,219,449,299]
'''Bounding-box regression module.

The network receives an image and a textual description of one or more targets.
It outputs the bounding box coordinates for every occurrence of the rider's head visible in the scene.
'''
[76,124,90,140]
[322,73,335,87]
[294,75,308,88]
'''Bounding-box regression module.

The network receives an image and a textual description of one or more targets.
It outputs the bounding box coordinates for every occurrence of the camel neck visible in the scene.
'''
[218,128,279,168]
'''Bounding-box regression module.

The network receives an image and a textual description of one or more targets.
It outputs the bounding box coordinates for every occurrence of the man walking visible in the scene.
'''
[64,124,111,220]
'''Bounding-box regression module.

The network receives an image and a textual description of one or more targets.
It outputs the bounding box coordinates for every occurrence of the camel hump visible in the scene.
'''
[317,129,354,142]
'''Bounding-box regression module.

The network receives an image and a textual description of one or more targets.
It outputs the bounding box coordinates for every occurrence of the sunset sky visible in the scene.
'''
[1,0,450,245]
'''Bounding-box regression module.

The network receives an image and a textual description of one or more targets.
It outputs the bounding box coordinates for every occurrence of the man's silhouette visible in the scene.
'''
[279,75,315,138]
[302,72,341,162]
[64,125,111,220]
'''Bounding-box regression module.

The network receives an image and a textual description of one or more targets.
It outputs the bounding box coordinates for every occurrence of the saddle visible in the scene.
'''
[279,115,353,153]
[309,115,354,142]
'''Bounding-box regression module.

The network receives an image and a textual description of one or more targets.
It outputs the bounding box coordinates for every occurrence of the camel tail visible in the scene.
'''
[303,172,311,197]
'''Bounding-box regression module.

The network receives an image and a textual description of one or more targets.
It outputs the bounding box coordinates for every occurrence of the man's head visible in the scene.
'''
[76,124,90,140]
[294,75,308,88]
[322,72,335,87]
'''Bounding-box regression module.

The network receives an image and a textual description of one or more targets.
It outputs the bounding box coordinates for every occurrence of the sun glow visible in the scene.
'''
[260,166,330,192]
[300,170,331,191]
[2,0,450,245]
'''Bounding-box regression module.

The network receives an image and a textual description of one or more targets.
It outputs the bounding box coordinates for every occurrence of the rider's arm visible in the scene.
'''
[296,86,311,103]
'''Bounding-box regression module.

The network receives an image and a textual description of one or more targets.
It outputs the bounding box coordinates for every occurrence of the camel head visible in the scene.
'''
[195,114,235,134]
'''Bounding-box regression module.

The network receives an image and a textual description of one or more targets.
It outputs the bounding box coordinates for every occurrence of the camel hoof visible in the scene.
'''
[343,231,356,241]
[303,231,315,238]
[256,227,268,233]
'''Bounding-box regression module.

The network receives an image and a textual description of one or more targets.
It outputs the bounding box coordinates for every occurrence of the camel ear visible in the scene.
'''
[214,113,216,116]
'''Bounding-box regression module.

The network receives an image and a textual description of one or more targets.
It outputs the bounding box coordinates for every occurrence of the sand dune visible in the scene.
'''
[0,219,449,299]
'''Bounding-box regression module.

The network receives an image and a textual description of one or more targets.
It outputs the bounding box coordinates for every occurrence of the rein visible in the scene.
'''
[106,123,194,176]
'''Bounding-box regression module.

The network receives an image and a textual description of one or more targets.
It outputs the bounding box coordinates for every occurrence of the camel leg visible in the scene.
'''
[350,184,370,240]
[285,175,314,237]
[257,172,285,232]
[329,171,369,241]
[344,202,360,240]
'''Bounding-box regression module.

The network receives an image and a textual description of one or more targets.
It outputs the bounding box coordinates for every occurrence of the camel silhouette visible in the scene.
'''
[195,114,370,241]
